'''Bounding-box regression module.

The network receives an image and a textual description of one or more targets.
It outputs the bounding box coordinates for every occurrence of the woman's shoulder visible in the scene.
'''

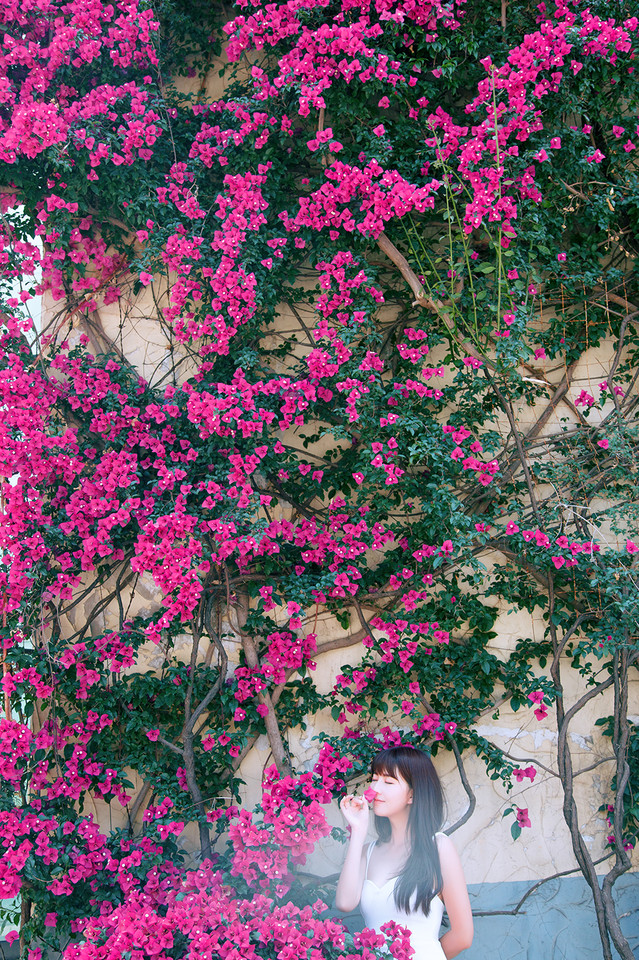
[434,832,463,870]
[434,832,454,854]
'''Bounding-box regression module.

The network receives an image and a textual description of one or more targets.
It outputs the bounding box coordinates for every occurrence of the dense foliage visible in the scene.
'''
[0,0,638,957]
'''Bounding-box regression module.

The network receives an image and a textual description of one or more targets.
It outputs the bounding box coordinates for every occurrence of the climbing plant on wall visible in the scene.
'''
[0,0,638,957]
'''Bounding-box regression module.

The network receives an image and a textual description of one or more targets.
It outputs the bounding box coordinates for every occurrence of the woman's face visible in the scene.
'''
[370,768,413,818]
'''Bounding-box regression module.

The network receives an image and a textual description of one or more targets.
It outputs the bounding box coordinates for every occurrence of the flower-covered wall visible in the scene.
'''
[0,0,638,958]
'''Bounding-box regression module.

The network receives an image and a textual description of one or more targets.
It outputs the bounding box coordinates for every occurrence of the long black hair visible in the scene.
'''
[372,746,444,916]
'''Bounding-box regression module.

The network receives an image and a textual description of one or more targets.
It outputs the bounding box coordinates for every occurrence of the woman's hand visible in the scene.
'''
[340,794,370,836]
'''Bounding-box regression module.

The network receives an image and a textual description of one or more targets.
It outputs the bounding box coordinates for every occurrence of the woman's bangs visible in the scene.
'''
[371,749,409,782]
[371,759,397,778]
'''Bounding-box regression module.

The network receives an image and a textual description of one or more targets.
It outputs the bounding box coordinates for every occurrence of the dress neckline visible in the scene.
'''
[364,838,446,904]
[365,875,397,890]
[365,840,400,890]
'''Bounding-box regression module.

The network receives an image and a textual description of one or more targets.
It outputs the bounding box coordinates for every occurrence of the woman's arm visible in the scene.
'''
[436,833,473,959]
[334,795,370,912]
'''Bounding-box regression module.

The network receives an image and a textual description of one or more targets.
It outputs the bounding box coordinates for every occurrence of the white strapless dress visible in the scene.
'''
[359,839,446,960]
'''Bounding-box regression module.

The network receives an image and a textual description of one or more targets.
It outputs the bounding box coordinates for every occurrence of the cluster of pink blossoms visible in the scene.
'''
[227,750,351,894]
[63,863,414,960]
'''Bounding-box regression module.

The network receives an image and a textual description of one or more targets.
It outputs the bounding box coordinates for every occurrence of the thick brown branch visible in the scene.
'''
[241,631,291,775]
[352,599,377,647]
[157,735,184,756]
[549,581,614,960]
[376,233,494,367]
[550,612,598,680]
[313,627,370,659]
[127,781,153,831]
[180,614,212,858]
[377,231,428,304]
[523,360,580,444]
[446,739,476,834]
[601,643,634,960]
[229,588,291,776]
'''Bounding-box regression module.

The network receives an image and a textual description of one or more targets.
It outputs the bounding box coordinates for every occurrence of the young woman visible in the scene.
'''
[335,746,473,960]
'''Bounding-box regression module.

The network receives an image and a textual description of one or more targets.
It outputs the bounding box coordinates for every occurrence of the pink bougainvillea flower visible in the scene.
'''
[575,390,595,407]
[516,807,532,828]
[513,766,536,783]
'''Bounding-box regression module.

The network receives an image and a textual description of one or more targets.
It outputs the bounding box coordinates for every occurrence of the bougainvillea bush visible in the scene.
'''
[0,0,638,957]
[61,860,416,960]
